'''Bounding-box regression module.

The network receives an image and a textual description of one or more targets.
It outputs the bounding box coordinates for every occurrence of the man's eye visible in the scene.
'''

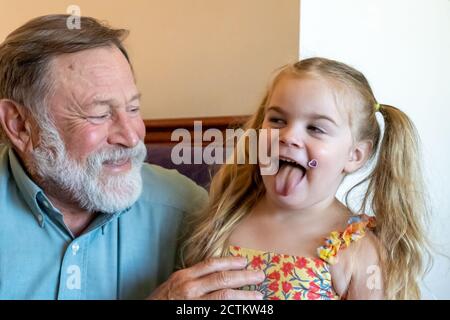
[86,114,111,123]
[91,114,110,119]
[128,106,140,113]
[89,114,110,120]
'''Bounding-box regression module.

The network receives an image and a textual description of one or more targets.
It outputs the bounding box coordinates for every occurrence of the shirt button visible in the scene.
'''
[38,215,43,222]
[72,243,80,255]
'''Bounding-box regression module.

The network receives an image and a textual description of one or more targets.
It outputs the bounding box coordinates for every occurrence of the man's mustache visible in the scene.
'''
[85,141,147,171]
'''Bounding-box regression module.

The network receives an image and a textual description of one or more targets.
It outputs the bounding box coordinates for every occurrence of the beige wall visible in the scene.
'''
[0,0,299,119]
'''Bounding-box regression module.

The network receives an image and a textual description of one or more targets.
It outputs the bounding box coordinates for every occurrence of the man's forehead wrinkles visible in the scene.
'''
[55,77,91,109]
[49,51,138,114]
[58,59,121,86]
[62,91,87,115]
[55,67,95,94]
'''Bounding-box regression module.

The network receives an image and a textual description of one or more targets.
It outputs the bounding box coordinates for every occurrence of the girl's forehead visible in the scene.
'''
[267,75,347,122]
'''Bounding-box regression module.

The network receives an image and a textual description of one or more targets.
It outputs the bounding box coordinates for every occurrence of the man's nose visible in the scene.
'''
[279,126,304,149]
[108,111,140,148]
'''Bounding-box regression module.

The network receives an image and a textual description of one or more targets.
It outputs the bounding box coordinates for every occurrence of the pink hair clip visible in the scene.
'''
[308,159,318,168]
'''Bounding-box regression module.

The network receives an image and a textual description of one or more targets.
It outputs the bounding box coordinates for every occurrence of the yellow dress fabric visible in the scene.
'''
[227,214,376,300]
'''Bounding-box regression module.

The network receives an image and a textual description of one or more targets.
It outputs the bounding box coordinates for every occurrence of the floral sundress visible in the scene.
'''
[227,214,376,300]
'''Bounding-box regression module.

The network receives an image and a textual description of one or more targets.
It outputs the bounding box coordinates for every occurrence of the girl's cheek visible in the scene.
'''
[311,144,348,173]
[310,143,329,163]
[317,147,350,175]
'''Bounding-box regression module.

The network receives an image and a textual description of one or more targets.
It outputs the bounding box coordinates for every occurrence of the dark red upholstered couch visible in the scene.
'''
[143,116,248,189]
[145,144,215,189]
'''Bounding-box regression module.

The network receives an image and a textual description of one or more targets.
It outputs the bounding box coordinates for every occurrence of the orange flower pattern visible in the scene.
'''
[227,214,375,300]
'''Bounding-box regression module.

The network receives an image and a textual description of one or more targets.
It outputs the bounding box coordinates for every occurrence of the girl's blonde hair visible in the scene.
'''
[180,57,431,300]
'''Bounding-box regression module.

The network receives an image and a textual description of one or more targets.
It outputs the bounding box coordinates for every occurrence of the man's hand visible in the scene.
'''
[149,256,265,300]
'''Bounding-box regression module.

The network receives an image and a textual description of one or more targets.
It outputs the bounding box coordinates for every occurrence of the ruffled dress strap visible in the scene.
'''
[317,214,376,265]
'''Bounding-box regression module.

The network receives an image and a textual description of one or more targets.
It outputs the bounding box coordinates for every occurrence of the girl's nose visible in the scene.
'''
[279,128,304,149]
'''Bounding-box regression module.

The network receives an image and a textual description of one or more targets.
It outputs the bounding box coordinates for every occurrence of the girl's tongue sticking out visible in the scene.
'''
[275,160,306,196]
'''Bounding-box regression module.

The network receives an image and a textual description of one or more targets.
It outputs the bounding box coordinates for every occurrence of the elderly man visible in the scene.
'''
[0,15,264,299]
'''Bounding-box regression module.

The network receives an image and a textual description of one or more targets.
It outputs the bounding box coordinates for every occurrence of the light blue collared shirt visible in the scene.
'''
[0,145,207,299]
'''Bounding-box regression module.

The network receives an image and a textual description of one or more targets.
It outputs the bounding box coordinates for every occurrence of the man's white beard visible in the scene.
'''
[31,122,147,214]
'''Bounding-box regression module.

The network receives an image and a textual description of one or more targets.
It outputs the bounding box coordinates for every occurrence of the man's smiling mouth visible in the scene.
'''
[102,158,131,172]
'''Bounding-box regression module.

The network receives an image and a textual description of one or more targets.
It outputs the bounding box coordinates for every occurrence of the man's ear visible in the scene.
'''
[344,140,373,174]
[0,99,36,153]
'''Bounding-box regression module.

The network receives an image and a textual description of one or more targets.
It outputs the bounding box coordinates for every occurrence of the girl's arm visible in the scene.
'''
[331,231,384,299]
[346,232,384,299]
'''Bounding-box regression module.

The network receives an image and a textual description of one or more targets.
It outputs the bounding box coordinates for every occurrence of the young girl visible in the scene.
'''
[181,57,430,300]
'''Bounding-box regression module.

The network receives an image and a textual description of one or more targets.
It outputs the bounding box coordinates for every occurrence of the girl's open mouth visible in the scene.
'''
[275,158,306,196]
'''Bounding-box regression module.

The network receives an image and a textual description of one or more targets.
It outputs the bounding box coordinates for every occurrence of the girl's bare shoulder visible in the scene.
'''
[330,230,384,299]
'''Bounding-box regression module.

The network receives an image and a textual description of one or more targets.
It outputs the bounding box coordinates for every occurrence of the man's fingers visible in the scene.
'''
[187,256,249,279]
[162,257,265,300]
[202,289,264,300]
[193,269,265,296]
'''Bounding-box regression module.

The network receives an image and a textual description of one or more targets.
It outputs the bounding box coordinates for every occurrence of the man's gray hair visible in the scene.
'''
[0,14,131,144]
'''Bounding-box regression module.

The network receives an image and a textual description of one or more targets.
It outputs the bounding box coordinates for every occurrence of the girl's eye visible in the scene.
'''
[269,117,286,125]
[308,125,325,134]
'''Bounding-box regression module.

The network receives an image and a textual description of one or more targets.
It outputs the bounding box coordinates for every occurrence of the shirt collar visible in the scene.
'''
[8,148,59,228]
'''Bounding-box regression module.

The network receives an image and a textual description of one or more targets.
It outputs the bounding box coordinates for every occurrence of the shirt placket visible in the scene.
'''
[57,236,89,300]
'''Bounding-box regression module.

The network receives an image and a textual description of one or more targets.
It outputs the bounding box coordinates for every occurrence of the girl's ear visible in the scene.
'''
[0,99,37,153]
[344,140,373,174]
